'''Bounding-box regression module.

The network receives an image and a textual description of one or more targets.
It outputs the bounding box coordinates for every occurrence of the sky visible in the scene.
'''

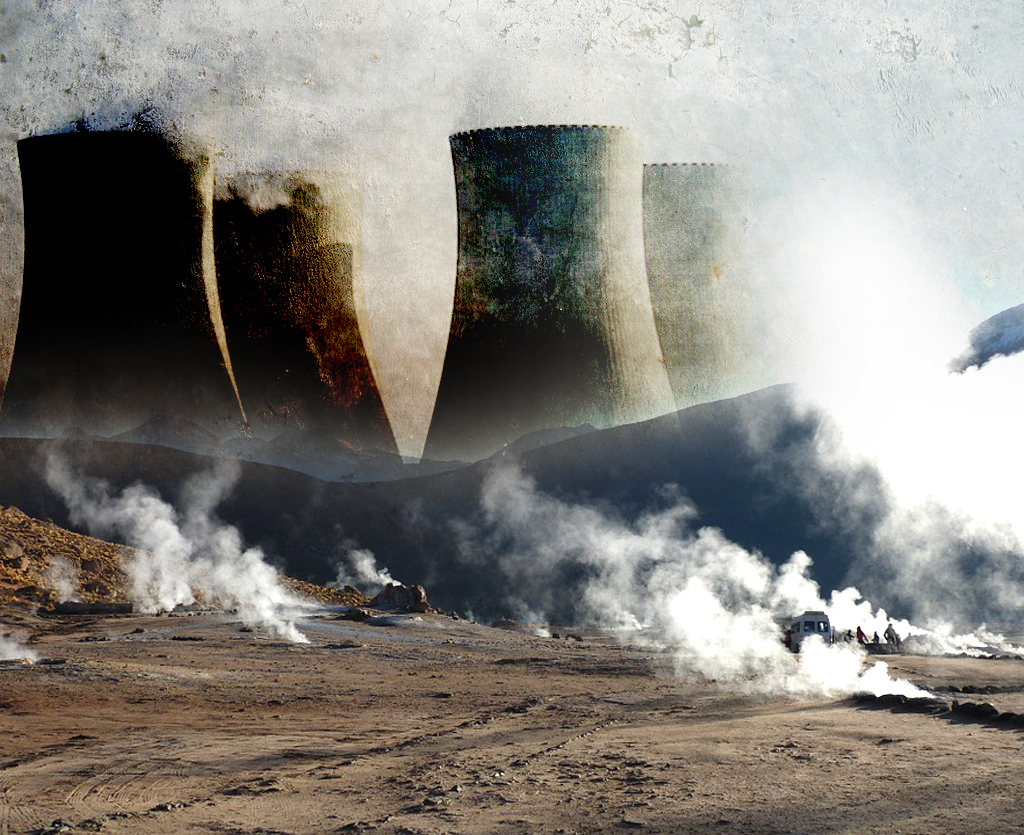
[0,0,1022,457]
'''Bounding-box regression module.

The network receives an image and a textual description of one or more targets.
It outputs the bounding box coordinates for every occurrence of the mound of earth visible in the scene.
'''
[0,505,133,610]
[0,504,367,613]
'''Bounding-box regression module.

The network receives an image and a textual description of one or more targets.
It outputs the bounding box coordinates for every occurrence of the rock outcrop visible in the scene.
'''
[370,582,429,613]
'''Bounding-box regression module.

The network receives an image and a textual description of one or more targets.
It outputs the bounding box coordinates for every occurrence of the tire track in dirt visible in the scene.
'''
[63,753,190,817]
[0,758,75,835]
[0,740,201,832]
[0,750,104,835]
[0,781,29,835]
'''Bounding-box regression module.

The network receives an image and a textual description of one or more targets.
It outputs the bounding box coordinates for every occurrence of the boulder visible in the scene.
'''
[0,535,24,567]
[335,607,372,622]
[14,584,46,601]
[952,700,999,720]
[903,696,950,714]
[370,583,429,613]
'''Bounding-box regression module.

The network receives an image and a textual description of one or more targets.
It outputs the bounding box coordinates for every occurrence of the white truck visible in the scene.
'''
[787,610,833,652]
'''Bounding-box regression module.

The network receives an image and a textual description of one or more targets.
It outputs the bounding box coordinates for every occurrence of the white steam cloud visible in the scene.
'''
[822,585,1023,660]
[748,376,1024,631]
[44,456,311,642]
[469,464,997,699]
[331,547,398,593]
[44,554,79,603]
[747,182,1024,625]
[0,631,37,663]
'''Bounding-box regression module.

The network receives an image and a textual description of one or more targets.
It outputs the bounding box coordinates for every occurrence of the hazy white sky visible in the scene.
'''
[1,0,1022,457]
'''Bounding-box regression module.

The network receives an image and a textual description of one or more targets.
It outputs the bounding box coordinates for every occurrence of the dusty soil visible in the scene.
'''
[2,608,1024,835]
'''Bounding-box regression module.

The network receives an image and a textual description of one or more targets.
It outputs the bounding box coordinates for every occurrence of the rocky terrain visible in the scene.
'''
[0,505,134,611]
[0,504,366,618]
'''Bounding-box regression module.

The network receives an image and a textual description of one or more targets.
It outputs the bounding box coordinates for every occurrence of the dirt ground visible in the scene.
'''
[2,609,1024,835]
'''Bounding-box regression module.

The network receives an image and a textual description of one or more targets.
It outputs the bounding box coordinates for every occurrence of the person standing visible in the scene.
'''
[884,622,901,651]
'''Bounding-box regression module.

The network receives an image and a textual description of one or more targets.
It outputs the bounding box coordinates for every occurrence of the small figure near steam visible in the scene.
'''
[856,625,868,645]
[884,622,902,652]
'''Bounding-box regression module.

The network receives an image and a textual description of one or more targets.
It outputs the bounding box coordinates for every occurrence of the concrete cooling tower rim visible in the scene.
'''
[449,124,630,139]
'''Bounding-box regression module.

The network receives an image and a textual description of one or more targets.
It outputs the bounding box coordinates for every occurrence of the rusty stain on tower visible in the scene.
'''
[424,125,675,462]
[213,172,398,453]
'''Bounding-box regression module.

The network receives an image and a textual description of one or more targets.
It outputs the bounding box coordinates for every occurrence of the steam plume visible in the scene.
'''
[758,384,1024,632]
[44,455,311,642]
[331,547,398,593]
[470,464,933,698]
[0,632,37,662]
[44,555,79,603]
[750,187,1024,631]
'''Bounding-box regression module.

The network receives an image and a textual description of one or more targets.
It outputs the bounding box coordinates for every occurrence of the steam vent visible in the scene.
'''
[643,164,753,409]
[423,125,674,462]
[213,172,397,452]
[0,131,243,438]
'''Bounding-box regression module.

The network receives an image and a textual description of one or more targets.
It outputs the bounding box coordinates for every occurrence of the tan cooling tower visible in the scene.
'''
[423,125,674,462]
[643,163,754,409]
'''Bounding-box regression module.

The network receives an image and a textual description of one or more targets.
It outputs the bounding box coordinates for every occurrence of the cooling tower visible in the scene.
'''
[213,172,397,453]
[0,131,244,438]
[643,163,755,409]
[423,125,674,462]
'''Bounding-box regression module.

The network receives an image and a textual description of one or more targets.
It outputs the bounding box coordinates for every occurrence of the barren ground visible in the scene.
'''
[2,609,1023,835]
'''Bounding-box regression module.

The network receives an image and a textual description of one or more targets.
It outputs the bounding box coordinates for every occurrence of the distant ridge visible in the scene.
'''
[36,417,467,484]
[0,385,886,621]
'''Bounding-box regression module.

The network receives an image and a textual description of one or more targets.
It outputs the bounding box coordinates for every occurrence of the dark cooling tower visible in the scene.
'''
[423,125,674,462]
[643,164,755,409]
[0,131,244,438]
[213,172,397,453]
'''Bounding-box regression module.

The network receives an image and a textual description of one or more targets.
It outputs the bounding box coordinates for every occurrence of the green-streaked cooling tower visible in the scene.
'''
[423,125,675,462]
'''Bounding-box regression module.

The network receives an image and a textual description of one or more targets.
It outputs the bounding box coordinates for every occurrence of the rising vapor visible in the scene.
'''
[331,547,399,593]
[44,554,79,603]
[44,455,312,642]
[0,631,37,662]
[468,464,938,699]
